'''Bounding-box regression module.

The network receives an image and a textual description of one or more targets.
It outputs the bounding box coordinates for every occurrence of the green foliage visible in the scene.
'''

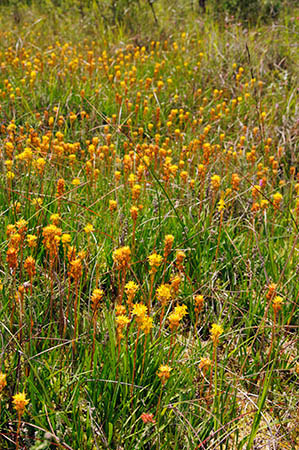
[0,2,298,449]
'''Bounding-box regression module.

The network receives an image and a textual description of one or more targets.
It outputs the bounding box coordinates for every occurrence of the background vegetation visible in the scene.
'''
[0,0,298,449]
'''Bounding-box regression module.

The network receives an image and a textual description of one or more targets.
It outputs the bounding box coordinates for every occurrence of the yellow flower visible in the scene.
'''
[6,171,15,180]
[68,258,83,281]
[115,305,127,316]
[272,296,283,313]
[124,281,138,305]
[24,256,36,277]
[211,175,221,190]
[260,199,269,210]
[199,357,212,371]
[252,185,261,198]
[132,303,148,325]
[140,316,153,334]
[210,323,224,343]
[168,312,181,330]
[12,392,29,415]
[194,295,204,313]
[84,223,94,234]
[27,234,37,248]
[109,200,117,212]
[131,184,141,201]
[130,206,139,221]
[72,178,80,186]
[174,304,188,319]
[157,364,172,385]
[61,234,71,245]
[112,246,131,269]
[156,284,171,306]
[217,198,226,212]
[116,315,130,327]
[91,288,104,311]
[148,253,163,272]
[164,234,174,254]
[50,213,60,225]
[272,192,283,208]
[176,250,186,265]
[170,275,181,297]
[116,315,130,338]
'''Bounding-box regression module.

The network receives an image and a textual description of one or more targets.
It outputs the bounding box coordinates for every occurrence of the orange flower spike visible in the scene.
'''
[164,234,174,258]
[24,256,36,278]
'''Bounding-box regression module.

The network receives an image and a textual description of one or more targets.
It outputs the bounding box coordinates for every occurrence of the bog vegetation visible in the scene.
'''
[0,1,298,449]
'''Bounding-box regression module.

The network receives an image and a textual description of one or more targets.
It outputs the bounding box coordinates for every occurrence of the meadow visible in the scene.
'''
[0,1,298,449]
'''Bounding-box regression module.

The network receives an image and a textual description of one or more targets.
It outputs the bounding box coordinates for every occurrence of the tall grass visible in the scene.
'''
[0,2,298,449]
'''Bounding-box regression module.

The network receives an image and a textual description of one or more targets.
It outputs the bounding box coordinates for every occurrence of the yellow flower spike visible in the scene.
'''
[91,288,104,312]
[272,192,283,209]
[109,199,117,212]
[170,275,181,297]
[27,234,37,248]
[61,234,71,245]
[115,305,127,316]
[132,303,148,326]
[199,357,212,371]
[140,315,153,334]
[168,312,181,331]
[211,174,221,190]
[217,198,226,212]
[272,296,283,314]
[176,250,186,270]
[12,392,29,416]
[115,314,130,340]
[84,223,94,234]
[210,323,224,344]
[112,246,131,270]
[157,365,172,386]
[68,258,83,282]
[156,284,171,306]
[130,206,139,221]
[194,295,204,314]
[174,304,188,320]
[50,213,60,225]
[72,178,80,186]
[148,253,163,272]
[124,281,138,307]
